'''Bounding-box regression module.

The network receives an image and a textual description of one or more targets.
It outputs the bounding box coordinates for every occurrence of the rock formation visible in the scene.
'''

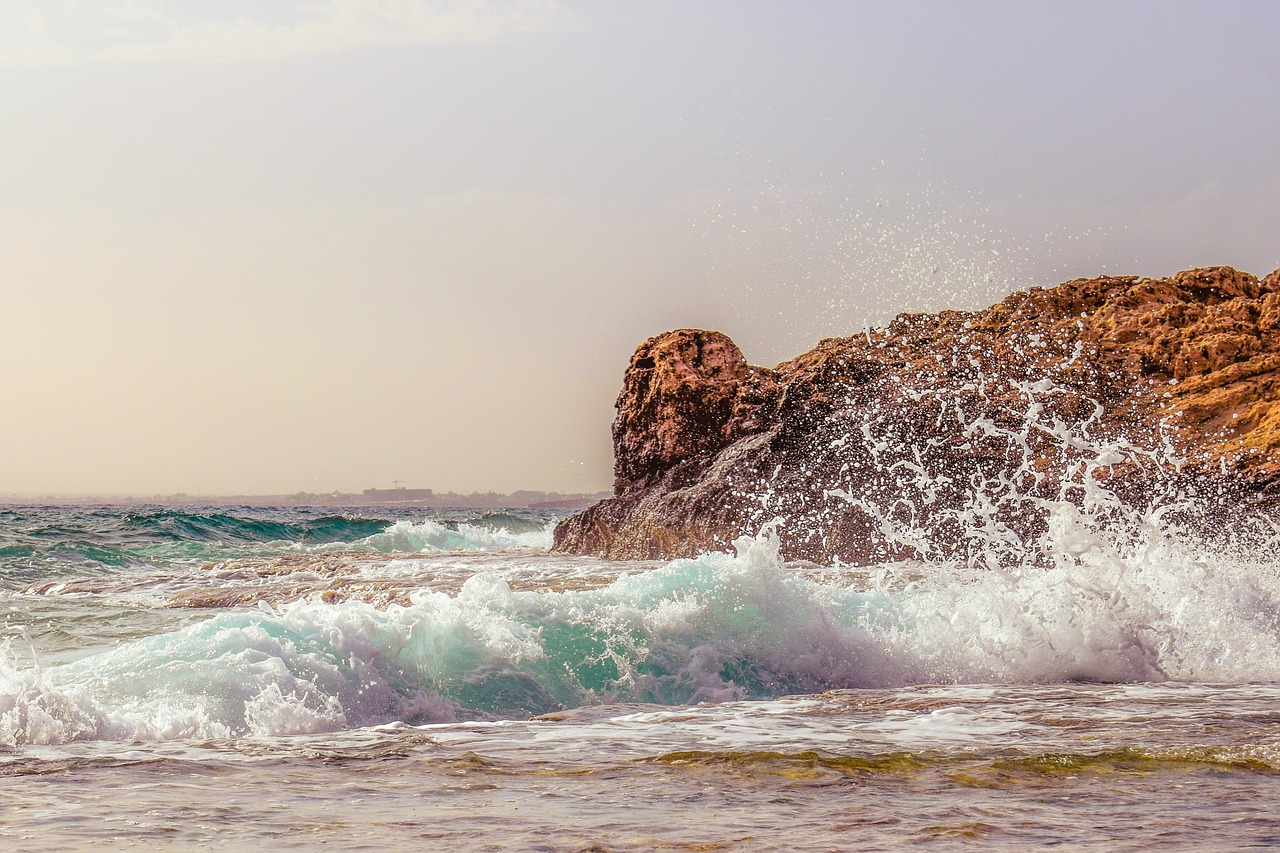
[553,266,1280,563]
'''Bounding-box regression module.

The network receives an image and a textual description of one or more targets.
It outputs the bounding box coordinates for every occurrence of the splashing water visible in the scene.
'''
[1,405,1278,851]
[701,170,1044,344]
[360,518,554,553]
[4,503,1279,746]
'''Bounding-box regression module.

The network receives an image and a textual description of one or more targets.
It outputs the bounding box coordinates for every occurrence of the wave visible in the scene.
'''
[357,519,554,552]
[0,510,555,586]
[462,511,550,534]
[4,518,1279,745]
[121,510,392,545]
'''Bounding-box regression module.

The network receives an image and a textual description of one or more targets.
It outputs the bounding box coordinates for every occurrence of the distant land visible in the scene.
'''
[0,487,612,511]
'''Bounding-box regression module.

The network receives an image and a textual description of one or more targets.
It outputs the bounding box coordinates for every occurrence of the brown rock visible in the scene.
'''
[554,267,1280,563]
[611,329,777,492]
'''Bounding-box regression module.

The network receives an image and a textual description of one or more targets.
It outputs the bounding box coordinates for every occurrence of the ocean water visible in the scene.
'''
[1,496,1279,851]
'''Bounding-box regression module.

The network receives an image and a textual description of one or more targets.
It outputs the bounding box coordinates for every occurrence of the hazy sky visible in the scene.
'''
[3,1,1278,496]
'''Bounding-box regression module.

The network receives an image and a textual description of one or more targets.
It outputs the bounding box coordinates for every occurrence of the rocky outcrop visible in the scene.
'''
[554,266,1280,563]
[610,329,777,492]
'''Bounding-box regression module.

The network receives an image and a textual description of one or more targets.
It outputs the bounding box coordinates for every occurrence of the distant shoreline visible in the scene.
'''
[0,489,611,511]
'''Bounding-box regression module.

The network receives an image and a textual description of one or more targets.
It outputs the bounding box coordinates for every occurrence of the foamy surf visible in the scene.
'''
[4,516,1279,746]
[357,518,555,552]
[2,493,1279,853]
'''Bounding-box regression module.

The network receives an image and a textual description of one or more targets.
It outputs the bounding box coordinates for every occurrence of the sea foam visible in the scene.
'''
[358,519,554,552]
[3,511,1278,745]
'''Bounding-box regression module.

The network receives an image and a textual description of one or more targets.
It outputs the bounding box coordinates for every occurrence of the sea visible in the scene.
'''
[2,494,1279,851]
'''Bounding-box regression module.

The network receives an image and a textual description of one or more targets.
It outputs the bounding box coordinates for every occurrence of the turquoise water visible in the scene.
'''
[2,504,1280,850]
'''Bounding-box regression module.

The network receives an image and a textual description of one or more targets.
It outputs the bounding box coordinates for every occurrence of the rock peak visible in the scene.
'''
[611,329,775,493]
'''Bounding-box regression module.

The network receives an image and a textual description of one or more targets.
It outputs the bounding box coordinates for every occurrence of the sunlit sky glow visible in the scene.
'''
[3,1,1278,496]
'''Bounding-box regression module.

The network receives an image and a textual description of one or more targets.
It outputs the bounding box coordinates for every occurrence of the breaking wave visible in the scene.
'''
[0,509,556,585]
[357,519,554,552]
[3,515,1278,745]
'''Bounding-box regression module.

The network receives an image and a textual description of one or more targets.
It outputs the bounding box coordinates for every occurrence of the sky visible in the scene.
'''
[2,0,1278,497]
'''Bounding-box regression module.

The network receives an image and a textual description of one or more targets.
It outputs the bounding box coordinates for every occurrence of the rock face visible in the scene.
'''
[553,267,1280,563]
[611,329,777,493]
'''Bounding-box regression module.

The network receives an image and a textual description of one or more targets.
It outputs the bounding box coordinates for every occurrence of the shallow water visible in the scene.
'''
[4,684,1280,851]
[2,505,1279,850]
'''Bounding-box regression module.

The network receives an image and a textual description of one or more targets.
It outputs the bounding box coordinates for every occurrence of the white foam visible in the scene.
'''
[2,514,1277,746]
[359,519,554,552]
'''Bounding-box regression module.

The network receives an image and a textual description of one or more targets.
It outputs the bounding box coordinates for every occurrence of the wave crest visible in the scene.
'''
[4,517,1279,745]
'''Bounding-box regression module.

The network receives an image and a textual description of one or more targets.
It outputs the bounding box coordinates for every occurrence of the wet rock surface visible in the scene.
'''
[554,266,1280,563]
